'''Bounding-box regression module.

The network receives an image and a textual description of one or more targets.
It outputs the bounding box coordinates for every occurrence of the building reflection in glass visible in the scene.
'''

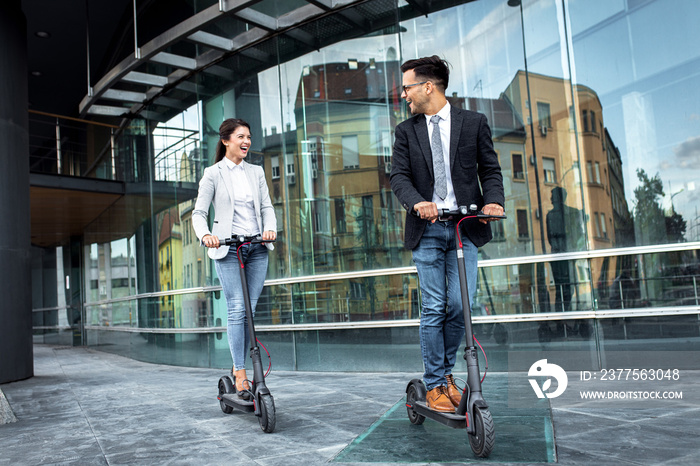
[75,0,700,341]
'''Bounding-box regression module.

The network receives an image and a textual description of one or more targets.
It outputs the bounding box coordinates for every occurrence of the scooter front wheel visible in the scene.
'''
[468,407,495,457]
[257,393,276,433]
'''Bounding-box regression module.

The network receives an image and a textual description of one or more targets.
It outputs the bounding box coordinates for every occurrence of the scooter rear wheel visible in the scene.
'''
[257,394,276,433]
[218,377,234,414]
[406,382,426,425]
[468,407,495,457]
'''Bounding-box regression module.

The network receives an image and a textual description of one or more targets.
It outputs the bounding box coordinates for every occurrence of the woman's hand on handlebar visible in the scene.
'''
[413,201,439,223]
[262,230,276,242]
[480,203,504,224]
[202,234,220,248]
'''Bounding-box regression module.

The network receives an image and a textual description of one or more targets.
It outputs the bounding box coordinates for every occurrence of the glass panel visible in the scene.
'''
[279,275,420,325]
[84,243,98,303]
[295,326,423,371]
[110,238,131,299]
[568,0,700,250]
[478,259,592,315]
[266,32,409,276]
[77,0,700,371]
[593,250,700,310]
[248,0,308,18]
[598,315,700,354]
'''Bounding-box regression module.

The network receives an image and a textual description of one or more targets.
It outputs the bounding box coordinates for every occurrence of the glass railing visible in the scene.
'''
[83,249,700,332]
[28,109,120,179]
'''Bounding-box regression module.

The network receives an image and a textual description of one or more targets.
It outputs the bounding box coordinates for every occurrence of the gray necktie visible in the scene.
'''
[430,115,447,200]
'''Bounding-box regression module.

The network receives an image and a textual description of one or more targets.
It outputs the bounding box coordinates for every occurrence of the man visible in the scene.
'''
[390,56,504,412]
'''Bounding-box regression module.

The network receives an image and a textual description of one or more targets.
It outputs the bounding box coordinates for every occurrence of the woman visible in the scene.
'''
[192,118,277,396]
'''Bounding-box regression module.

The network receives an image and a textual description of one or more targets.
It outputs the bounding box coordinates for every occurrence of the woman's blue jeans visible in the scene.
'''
[412,220,477,391]
[214,244,269,371]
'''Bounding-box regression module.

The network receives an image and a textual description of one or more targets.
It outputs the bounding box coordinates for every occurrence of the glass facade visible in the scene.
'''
[33,0,700,370]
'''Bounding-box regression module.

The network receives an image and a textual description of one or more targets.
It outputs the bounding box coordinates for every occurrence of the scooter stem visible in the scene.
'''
[457,248,476,347]
[238,259,268,393]
[456,246,486,434]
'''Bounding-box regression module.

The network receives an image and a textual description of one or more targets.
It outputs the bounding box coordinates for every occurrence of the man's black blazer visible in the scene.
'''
[390,105,504,250]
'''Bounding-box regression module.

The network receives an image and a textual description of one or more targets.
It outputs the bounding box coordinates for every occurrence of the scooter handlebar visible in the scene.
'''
[201,235,276,247]
[440,207,507,220]
[411,204,507,220]
[222,235,276,246]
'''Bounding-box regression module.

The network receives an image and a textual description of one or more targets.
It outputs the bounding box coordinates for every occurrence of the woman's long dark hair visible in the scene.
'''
[214,118,251,163]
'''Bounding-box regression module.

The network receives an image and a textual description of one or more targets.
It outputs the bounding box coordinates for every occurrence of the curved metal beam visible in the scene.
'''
[79,0,368,118]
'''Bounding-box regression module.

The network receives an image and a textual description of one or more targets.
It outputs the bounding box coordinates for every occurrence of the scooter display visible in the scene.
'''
[214,235,276,433]
[405,205,506,458]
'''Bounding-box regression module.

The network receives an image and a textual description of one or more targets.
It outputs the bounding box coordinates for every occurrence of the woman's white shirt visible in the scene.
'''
[224,157,260,236]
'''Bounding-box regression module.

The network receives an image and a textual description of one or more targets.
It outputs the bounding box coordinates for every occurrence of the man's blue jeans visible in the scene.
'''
[214,244,269,370]
[412,220,477,390]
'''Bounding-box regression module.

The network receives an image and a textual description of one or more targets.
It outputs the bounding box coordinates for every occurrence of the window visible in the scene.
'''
[334,198,346,234]
[314,200,330,233]
[342,135,359,169]
[590,111,596,133]
[380,130,392,164]
[594,162,602,184]
[271,156,280,180]
[362,195,373,222]
[358,195,374,244]
[594,212,601,237]
[516,210,529,238]
[286,158,296,184]
[582,110,589,132]
[600,213,608,239]
[542,157,556,183]
[587,161,594,182]
[302,138,320,178]
[569,105,575,130]
[112,278,129,289]
[537,102,551,128]
[512,153,524,180]
[350,281,365,299]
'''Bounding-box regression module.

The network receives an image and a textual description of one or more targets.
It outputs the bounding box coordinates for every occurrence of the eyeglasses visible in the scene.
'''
[401,81,428,94]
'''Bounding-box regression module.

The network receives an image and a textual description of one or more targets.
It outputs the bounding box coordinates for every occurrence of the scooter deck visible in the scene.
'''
[412,400,467,428]
[219,393,255,412]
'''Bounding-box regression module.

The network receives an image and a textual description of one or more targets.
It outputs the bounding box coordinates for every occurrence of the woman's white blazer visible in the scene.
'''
[192,159,276,260]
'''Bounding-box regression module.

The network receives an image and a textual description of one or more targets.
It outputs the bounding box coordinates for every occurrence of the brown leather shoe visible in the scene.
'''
[445,374,463,407]
[426,385,454,412]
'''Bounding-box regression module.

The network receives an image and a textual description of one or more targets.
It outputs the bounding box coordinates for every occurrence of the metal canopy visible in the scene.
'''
[79,0,468,121]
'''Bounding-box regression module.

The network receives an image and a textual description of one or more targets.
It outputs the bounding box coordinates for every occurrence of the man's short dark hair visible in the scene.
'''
[400,55,450,92]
